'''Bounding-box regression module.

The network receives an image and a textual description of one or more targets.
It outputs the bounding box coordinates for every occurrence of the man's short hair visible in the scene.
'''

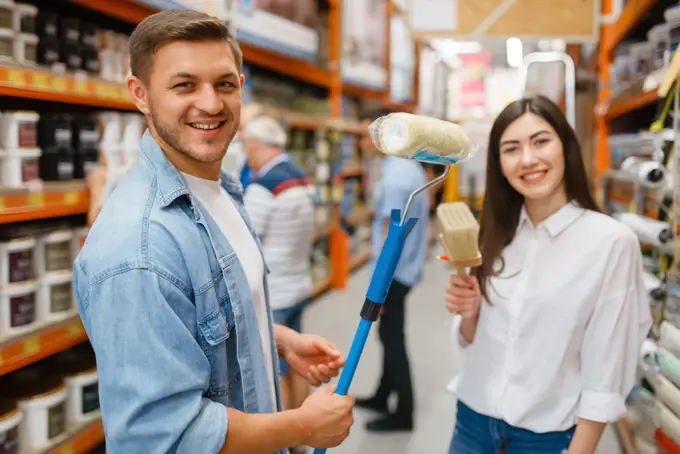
[129,9,243,82]
[242,116,287,148]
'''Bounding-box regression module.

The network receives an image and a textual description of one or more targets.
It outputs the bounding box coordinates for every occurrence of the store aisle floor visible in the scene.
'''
[303,258,623,454]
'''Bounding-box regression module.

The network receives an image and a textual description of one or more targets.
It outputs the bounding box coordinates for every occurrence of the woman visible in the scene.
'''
[445,95,652,454]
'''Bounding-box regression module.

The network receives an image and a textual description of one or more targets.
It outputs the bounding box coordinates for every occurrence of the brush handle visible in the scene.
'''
[455,266,476,319]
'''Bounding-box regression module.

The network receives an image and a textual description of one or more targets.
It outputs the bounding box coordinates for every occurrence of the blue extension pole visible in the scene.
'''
[313,208,418,454]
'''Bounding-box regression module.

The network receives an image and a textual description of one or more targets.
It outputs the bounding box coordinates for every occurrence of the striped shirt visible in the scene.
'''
[243,155,315,310]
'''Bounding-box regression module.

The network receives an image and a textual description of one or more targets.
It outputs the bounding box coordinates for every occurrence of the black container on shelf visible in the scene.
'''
[72,115,100,179]
[59,17,80,45]
[60,43,83,70]
[38,113,75,181]
[80,22,97,49]
[37,39,60,66]
[84,48,100,75]
[36,11,58,40]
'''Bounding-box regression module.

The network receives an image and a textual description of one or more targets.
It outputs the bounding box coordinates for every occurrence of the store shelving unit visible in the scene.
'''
[0,182,89,225]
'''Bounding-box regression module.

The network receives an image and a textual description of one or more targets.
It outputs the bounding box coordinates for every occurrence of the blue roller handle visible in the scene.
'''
[313,209,418,454]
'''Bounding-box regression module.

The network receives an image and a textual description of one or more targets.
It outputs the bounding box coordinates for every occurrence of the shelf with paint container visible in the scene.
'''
[0,342,102,453]
[0,217,90,375]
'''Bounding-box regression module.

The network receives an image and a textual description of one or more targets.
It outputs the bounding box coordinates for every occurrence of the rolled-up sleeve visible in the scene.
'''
[76,267,227,454]
[579,285,652,422]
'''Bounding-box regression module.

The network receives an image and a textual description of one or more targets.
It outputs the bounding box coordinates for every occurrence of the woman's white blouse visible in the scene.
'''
[449,202,652,433]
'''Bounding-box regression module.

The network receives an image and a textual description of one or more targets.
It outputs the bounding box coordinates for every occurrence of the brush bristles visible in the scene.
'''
[436,202,481,263]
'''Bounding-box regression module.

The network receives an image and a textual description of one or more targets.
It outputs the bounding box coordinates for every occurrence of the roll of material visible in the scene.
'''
[620,156,667,188]
[613,212,672,245]
[656,374,680,417]
[368,112,477,165]
[661,322,680,357]
[658,347,680,389]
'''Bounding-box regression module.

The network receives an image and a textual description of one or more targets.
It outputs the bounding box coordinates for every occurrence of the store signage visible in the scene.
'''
[406,0,599,42]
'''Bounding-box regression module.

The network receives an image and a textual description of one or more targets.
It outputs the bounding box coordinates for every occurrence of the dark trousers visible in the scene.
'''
[375,279,413,420]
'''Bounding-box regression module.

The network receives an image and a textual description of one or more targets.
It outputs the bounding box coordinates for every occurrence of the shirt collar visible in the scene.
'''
[255,153,288,178]
[140,130,244,208]
[518,200,584,237]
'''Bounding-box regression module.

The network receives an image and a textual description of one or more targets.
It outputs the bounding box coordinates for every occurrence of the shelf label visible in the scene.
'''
[94,83,108,99]
[30,72,50,90]
[0,196,5,212]
[0,351,3,367]
[22,336,39,355]
[74,80,89,96]
[64,191,79,206]
[6,69,26,87]
[67,321,84,338]
[27,192,45,209]
[59,443,75,454]
[51,76,68,92]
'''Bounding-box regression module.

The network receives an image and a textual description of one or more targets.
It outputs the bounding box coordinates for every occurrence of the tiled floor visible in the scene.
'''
[303,258,622,454]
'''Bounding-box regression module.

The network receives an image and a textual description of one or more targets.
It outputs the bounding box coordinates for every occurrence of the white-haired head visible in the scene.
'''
[241,115,287,171]
[242,115,287,148]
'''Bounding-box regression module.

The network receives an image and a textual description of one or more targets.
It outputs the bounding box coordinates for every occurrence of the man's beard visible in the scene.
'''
[149,108,233,164]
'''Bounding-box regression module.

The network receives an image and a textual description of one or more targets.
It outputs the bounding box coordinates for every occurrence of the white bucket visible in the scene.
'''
[0,236,36,286]
[0,280,38,338]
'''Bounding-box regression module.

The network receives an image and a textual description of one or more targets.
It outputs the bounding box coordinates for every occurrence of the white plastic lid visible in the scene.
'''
[0,236,36,250]
[0,279,38,297]
[0,147,42,158]
[14,3,38,15]
[38,270,73,286]
[0,0,15,10]
[4,111,40,122]
[0,29,14,39]
[664,5,680,23]
[648,23,670,40]
[41,229,73,243]
[16,33,38,44]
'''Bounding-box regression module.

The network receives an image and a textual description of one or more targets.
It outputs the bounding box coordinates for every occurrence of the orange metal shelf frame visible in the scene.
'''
[0,315,88,376]
[604,0,656,54]
[0,182,89,224]
[0,66,136,110]
[606,89,659,119]
[49,418,105,454]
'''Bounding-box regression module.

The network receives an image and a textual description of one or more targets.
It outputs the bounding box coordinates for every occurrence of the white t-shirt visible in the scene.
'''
[182,172,277,410]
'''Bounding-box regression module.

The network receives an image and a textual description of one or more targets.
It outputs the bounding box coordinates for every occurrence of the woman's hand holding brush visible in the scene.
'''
[445,274,480,320]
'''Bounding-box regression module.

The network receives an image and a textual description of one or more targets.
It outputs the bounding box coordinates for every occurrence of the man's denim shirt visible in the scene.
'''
[73,131,284,454]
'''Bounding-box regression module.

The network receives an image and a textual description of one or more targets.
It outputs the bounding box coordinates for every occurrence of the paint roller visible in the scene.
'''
[620,156,668,189]
[613,212,673,246]
[312,114,476,454]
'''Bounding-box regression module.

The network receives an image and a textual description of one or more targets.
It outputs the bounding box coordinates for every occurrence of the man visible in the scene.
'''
[241,116,316,453]
[73,10,354,454]
[354,111,429,432]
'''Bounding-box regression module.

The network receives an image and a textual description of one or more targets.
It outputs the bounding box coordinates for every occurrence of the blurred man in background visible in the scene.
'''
[355,110,429,432]
[242,116,317,453]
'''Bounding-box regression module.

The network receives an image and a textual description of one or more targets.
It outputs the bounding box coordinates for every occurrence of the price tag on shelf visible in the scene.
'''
[30,71,50,90]
[64,191,79,206]
[51,76,68,92]
[94,83,108,99]
[74,80,89,96]
[67,321,84,338]
[59,443,75,454]
[27,192,45,209]
[22,336,39,355]
[0,196,5,211]
[6,69,26,87]
[0,351,3,367]
[120,88,132,102]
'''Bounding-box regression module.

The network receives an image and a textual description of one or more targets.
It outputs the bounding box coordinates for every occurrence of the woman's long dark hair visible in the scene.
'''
[472,95,601,302]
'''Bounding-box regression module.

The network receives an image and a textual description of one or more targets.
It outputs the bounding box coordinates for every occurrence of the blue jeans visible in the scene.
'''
[272,299,309,375]
[449,401,575,454]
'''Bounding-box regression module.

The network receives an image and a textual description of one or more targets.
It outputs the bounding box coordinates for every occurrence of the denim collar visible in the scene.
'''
[140,130,245,208]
